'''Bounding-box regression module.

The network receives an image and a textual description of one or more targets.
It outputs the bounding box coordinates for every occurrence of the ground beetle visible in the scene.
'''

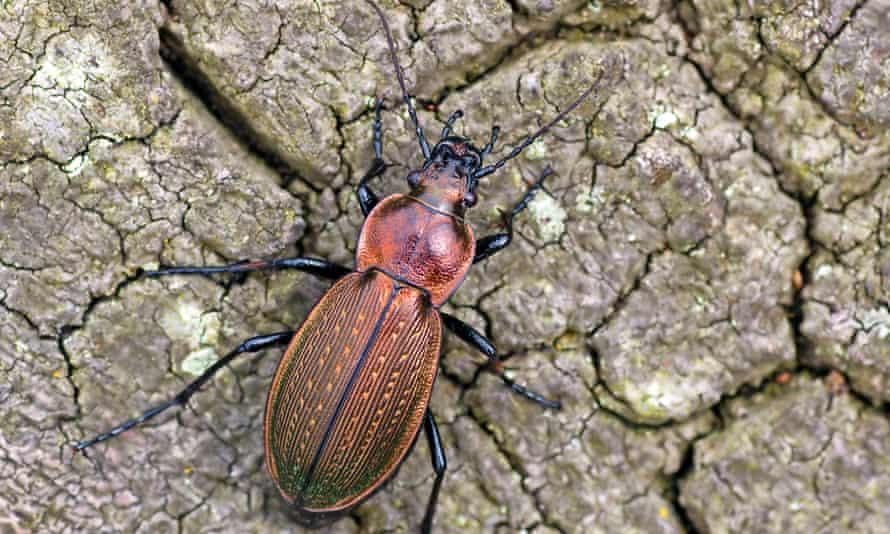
[74,1,602,531]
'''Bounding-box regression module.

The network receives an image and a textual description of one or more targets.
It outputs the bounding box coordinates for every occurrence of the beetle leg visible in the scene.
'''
[479,125,500,157]
[357,97,387,216]
[473,167,554,264]
[440,313,561,409]
[420,409,446,534]
[73,331,294,452]
[439,109,463,140]
[147,256,350,281]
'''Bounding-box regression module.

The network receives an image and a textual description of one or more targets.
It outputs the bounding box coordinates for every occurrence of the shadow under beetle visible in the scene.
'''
[74,1,602,531]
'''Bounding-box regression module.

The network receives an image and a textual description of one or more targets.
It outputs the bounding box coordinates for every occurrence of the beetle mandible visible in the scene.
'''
[74,1,603,531]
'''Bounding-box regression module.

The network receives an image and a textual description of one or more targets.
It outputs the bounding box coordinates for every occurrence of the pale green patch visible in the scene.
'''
[528,193,566,241]
[654,110,678,129]
[813,264,833,280]
[680,125,699,141]
[62,153,89,176]
[587,0,602,13]
[525,138,549,160]
[621,369,713,421]
[158,300,221,353]
[181,347,219,376]
[33,32,112,92]
[574,188,606,214]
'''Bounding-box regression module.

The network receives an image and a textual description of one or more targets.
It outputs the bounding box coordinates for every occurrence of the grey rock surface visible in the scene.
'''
[1,0,888,532]
[680,373,890,533]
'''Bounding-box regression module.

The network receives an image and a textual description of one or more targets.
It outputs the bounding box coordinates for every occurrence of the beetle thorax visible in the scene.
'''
[355,195,475,306]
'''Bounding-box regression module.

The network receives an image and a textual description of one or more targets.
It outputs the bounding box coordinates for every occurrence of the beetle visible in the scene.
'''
[74,1,602,531]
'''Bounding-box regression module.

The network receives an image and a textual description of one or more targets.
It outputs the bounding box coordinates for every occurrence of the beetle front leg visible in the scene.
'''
[441,313,561,409]
[147,256,350,281]
[73,331,295,452]
[420,409,446,534]
[357,98,387,216]
[473,166,555,264]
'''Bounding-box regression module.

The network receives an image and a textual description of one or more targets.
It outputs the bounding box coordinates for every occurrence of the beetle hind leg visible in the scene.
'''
[420,409,446,534]
[73,331,294,452]
[441,313,561,410]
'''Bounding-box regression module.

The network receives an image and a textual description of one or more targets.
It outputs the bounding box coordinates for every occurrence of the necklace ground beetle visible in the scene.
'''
[74,1,602,531]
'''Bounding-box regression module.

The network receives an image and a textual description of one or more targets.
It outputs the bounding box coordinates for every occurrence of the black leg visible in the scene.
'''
[420,409,446,534]
[439,110,463,140]
[147,256,350,281]
[357,98,388,217]
[480,125,500,157]
[73,331,295,452]
[441,313,561,409]
[473,167,554,264]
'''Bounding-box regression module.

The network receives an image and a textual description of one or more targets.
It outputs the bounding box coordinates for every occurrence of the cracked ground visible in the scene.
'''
[1,0,889,532]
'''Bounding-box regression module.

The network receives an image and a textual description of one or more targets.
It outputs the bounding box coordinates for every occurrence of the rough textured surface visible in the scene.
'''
[680,374,890,533]
[1,0,888,532]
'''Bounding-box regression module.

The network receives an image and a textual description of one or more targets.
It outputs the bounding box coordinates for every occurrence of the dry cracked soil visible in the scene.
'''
[1,0,889,533]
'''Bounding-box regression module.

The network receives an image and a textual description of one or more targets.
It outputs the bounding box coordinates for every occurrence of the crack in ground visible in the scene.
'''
[156,26,319,194]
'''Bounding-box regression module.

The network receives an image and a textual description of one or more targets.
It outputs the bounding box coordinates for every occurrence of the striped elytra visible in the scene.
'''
[264,269,443,512]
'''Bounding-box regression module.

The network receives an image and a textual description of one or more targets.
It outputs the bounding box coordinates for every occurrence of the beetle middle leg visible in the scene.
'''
[473,166,555,264]
[441,312,561,409]
[147,256,350,281]
[73,331,295,452]
[420,409,446,534]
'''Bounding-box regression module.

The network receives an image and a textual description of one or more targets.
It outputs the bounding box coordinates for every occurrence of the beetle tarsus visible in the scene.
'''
[440,109,464,140]
[357,98,389,216]
[480,125,500,157]
[472,166,555,264]
[440,313,561,409]
[73,331,294,451]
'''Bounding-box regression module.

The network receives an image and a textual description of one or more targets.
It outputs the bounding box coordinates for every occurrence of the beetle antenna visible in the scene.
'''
[366,0,431,161]
[473,68,605,180]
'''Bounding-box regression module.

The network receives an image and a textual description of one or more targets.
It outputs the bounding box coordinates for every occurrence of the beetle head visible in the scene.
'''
[407,137,483,216]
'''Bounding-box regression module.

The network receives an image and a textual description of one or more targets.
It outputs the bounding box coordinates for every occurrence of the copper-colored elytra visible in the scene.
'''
[264,270,441,511]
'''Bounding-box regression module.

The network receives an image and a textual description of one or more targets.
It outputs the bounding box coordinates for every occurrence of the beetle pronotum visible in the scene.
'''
[74,1,603,531]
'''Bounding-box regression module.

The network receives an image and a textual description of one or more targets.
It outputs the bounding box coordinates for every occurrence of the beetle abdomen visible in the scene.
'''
[263,270,441,512]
